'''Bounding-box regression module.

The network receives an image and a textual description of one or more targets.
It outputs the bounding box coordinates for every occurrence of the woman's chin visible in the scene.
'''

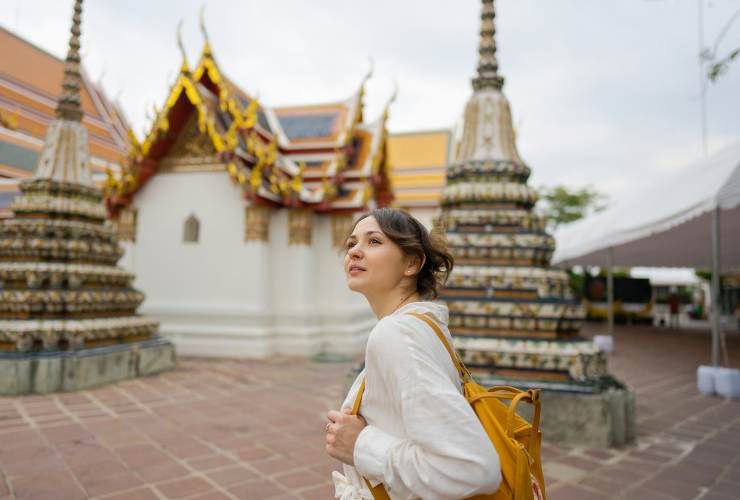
[345,277,365,293]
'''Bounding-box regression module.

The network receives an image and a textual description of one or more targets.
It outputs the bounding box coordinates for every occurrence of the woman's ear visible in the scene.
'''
[404,254,425,277]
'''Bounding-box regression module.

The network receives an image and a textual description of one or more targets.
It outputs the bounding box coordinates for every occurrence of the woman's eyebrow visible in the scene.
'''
[364,231,383,236]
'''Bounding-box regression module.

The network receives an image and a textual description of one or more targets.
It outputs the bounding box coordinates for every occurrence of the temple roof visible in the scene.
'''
[0,25,130,216]
[107,38,391,214]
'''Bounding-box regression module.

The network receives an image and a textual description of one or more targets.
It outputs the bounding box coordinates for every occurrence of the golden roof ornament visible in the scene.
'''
[176,20,190,74]
[291,161,305,193]
[244,98,259,129]
[199,5,212,57]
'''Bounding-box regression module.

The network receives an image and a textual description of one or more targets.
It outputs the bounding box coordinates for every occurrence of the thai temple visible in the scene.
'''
[100,16,394,358]
[437,0,613,394]
[0,0,174,395]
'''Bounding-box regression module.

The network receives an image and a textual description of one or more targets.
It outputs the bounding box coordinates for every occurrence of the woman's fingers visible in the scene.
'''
[327,409,344,423]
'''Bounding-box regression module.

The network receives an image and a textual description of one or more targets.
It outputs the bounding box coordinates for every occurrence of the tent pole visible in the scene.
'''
[607,246,614,336]
[711,206,721,367]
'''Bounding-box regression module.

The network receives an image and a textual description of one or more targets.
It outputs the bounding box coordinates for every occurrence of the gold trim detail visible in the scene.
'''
[288,209,312,246]
[114,207,138,242]
[331,214,354,249]
[245,205,270,242]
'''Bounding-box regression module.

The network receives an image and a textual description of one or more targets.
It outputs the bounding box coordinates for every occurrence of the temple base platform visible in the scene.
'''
[537,387,635,447]
[478,374,636,447]
[0,337,176,395]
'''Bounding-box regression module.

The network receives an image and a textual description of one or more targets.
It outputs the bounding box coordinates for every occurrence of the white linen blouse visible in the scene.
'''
[332,301,502,500]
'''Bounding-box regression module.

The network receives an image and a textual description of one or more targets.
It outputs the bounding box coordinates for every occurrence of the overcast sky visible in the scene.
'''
[2,0,739,202]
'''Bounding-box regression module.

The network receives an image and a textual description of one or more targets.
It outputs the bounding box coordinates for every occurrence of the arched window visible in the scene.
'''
[183,214,200,243]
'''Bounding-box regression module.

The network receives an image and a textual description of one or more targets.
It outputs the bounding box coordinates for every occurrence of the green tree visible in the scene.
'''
[709,47,740,82]
[706,8,740,83]
[537,185,607,231]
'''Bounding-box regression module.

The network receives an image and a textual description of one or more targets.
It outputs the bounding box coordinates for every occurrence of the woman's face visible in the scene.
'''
[344,216,411,296]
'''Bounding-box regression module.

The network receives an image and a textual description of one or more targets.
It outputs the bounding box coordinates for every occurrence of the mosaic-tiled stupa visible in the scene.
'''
[0,0,174,394]
[438,0,607,393]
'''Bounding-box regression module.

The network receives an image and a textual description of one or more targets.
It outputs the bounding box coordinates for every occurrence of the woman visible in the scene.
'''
[325,208,502,500]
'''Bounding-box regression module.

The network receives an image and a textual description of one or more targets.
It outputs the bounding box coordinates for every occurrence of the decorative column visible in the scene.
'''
[288,208,312,245]
[245,205,270,242]
[331,213,355,249]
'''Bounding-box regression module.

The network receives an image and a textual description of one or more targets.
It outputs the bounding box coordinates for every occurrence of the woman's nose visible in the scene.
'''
[347,244,362,258]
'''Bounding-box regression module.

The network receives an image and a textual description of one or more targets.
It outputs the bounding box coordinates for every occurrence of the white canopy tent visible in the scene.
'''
[553,141,740,366]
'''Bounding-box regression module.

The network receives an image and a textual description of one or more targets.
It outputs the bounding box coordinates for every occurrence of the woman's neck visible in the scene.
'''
[367,289,420,319]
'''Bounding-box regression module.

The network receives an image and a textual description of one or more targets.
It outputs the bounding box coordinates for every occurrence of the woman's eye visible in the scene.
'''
[346,241,356,250]
[369,239,381,245]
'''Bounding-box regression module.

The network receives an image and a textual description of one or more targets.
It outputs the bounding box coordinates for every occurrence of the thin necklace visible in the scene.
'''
[393,290,418,313]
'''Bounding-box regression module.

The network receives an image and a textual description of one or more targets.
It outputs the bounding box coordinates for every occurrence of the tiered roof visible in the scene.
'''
[107,29,393,215]
[0,26,130,217]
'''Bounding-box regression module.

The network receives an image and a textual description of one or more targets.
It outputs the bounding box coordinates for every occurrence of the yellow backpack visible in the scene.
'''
[351,312,546,500]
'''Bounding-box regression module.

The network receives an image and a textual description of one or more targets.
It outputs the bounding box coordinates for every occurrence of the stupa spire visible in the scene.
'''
[472,0,504,91]
[438,0,598,394]
[55,0,84,122]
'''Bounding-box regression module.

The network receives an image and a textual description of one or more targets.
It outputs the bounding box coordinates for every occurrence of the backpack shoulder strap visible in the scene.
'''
[351,378,365,416]
[406,312,472,382]
[350,378,391,500]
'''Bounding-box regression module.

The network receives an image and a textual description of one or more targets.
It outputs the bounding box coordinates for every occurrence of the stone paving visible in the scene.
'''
[0,324,738,500]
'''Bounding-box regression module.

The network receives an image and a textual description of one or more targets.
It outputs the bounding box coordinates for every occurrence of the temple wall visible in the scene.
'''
[119,171,374,358]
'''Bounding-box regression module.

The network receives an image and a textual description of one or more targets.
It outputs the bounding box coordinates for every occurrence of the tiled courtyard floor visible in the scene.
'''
[1,324,739,500]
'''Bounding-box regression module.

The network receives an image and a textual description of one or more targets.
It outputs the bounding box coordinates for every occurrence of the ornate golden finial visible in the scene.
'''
[199,5,212,56]
[291,161,305,193]
[266,138,277,165]
[0,108,19,130]
[322,175,337,200]
[383,81,399,120]
[363,57,374,83]
[334,147,347,171]
[250,157,264,191]
[176,20,190,73]
[244,98,259,129]
[104,167,117,193]
[56,0,84,121]
[472,0,504,91]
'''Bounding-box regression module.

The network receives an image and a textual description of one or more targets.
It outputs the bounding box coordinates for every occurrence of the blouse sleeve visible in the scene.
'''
[352,315,502,500]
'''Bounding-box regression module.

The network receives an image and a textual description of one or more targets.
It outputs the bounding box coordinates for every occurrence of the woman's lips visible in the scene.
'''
[348,265,366,276]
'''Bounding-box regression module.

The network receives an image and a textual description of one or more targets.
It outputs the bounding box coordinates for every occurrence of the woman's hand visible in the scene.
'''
[325,408,367,465]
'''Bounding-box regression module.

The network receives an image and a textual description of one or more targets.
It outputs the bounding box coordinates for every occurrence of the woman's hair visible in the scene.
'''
[349,207,454,299]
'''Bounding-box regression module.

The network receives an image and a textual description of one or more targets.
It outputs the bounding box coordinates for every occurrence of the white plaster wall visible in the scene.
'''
[268,210,375,356]
[126,171,272,357]
[269,209,320,355]
[120,171,374,358]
